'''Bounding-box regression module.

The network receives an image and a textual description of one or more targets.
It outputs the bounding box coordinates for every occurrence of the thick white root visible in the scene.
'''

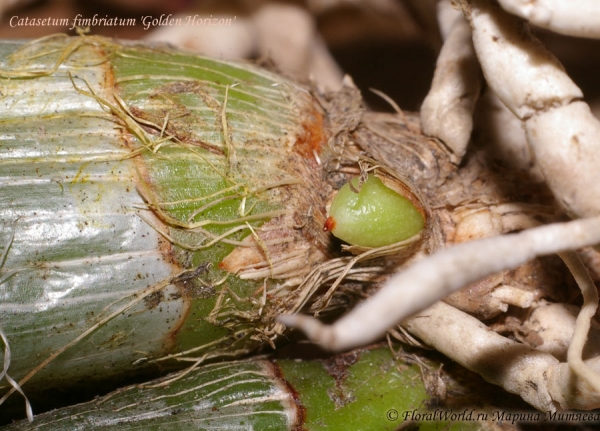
[252,4,343,91]
[145,16,257,60]
[476,90,542,179]
[420,0,481,162]
[462,0,600,219]
[525,102,600,217]
[279,216,600,351]
[144,4,343,92]
[406,301,559,411]
[560,252,600,401]
[463,0,582,120]
[407,302,600,411]
[522,303,600,361]
[497,0,600,39]
[548,358,600,410]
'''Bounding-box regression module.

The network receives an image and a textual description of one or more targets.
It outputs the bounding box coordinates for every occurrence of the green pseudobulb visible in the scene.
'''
[328,174,424,248]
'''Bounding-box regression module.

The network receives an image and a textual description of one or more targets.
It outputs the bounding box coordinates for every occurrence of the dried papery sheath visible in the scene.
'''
[0,34,348,418]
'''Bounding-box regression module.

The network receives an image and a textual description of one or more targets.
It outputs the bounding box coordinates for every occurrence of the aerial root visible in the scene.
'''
[279,216,600,351]
[560,252,600,392]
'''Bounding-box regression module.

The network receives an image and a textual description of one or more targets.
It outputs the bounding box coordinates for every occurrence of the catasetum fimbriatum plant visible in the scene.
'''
[7,7,600,422]
[0,34,430,423]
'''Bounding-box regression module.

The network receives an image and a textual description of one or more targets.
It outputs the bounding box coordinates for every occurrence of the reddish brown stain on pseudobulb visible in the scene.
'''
[292,104,325,166]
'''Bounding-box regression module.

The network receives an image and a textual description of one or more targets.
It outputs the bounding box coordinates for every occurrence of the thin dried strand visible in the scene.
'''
[159,142,232,186]
[0,275,173,409]
[141,191,291,228]
[137,213,250,249]
[369,88,413,131]
[187,194,247,222]
[115,51,297,110]
[0,224,15,267]
[0,326,33,422]
[111,92,178,153]
[141,355,208,389]
[137,211,292,251]
[153,330,249,362]
[160,184,243,207]
[560,251,600,392]
[0,268,23,286]
[246,222,274,278]
[186,179,302,222]
[279,216,600,351]
[0,227,33,421]
[221,84,237,175]
[68,74,164,155]
[0,227,25,286]
[258,279,268,317]
[0,34,88,78]
[311,232,422,311]
[136,173,291,230]
[278,256,372,314]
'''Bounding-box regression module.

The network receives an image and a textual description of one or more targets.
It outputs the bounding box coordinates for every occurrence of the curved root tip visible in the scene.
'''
[277,314,333,347]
